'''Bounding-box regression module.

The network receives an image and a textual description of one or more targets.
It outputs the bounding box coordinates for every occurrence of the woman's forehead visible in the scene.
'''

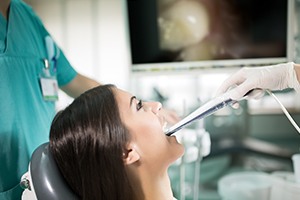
[114,88,134,104]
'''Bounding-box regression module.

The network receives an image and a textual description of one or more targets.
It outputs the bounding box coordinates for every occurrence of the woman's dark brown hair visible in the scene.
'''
[49,84,134,200]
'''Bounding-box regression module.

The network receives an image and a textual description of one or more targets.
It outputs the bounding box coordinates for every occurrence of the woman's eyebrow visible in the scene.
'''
[130,96,136,107]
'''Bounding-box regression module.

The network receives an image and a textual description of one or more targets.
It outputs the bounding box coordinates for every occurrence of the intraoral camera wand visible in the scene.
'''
[165,89,256,136]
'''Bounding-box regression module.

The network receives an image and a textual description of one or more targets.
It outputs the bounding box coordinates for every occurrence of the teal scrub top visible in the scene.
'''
[0,0,77,199]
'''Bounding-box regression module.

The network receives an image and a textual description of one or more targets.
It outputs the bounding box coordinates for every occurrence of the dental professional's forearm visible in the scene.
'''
[61,74,101,98]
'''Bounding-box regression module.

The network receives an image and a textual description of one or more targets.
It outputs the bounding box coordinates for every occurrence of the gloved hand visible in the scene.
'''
[216,62,300,101]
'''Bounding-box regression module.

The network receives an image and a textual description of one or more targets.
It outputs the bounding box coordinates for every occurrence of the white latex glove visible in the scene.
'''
[216,62,300,101]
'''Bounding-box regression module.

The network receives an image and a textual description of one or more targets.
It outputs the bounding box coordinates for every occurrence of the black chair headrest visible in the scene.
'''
[30,142,79,200]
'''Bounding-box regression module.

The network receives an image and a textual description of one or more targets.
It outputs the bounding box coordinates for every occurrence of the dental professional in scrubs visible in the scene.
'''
[0,0,100,199]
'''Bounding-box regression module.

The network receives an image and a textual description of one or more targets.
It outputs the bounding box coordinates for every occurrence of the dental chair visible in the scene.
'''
[20,142,79,200]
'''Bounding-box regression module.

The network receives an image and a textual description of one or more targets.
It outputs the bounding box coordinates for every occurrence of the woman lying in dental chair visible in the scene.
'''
[25,84,184,200]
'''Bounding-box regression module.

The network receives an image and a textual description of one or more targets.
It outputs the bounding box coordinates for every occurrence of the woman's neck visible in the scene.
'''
[142,173,174,200]
[128,166,174,200]
[0,0,10,19]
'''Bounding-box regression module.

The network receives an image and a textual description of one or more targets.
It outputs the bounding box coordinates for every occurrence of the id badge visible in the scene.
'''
[40,76,59,101]
[40,59,59,101]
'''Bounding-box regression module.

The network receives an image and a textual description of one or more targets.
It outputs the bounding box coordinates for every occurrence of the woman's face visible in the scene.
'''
[115,88,184,169]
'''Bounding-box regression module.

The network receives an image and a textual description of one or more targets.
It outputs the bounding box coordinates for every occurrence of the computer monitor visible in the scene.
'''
[126,0,295,72]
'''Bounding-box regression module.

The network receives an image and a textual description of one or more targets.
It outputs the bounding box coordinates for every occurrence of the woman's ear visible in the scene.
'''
[123,144,140,165]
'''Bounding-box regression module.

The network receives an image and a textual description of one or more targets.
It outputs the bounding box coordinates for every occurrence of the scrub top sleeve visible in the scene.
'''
[55,49,78,87]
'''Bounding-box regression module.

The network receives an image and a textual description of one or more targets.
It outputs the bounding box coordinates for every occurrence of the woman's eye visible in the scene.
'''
[137,100,143,111]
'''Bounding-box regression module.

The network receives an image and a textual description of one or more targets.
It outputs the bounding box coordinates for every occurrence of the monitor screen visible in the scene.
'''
[126,0,294,72]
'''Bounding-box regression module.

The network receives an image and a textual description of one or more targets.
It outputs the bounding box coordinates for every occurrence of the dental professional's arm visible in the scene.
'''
[216,62,300,101]
[60,73,100,98]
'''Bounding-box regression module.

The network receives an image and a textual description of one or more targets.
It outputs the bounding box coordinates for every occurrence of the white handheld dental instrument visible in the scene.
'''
[165,89,256,136]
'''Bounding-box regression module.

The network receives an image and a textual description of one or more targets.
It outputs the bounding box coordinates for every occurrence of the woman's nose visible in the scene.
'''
[144,102,162,114]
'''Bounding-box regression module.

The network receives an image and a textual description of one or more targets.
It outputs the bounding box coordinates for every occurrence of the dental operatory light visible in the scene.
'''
[165,89,300,136]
